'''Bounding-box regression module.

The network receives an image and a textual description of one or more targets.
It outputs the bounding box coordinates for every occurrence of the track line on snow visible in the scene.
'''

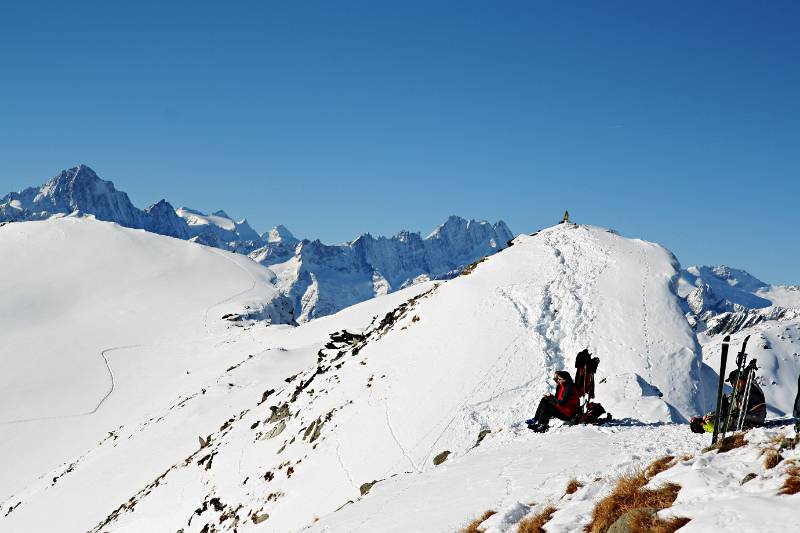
[335,436,358,491]
[2,250,260,426]
[384,403,420,473]
[0,345,140,424]
[639,246,654,383]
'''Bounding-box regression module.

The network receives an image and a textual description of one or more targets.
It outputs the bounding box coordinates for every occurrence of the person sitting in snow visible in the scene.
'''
[721,370,766,430]
[526,371,580,433]
[691,370,767,433]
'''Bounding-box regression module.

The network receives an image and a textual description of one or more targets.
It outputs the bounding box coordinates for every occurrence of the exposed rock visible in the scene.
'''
[360,480,379,496]
[262,420,286,440]
[433,451,451,466]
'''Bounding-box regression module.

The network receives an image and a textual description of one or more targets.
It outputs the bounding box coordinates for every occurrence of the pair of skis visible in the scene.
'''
[711,334,758,444]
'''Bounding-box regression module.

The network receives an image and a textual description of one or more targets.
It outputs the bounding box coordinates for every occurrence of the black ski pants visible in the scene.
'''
[533,397,572,426]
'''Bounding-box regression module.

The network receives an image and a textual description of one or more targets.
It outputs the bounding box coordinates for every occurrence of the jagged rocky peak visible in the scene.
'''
[2,164,145,228]
[143,199,190,240]
[258,215,515,322]
[264,224,298,243]
[427,215,513,249]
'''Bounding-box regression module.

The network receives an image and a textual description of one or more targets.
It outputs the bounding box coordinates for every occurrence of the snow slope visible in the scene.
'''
[0,222,713,533]
[0,217,292,500]
[6,221,797,533]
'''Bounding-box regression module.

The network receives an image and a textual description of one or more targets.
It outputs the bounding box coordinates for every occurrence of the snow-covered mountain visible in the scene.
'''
[1,165,514,321]
[678,264,800,336]
[2,222,739,533]
[255,215,514,322]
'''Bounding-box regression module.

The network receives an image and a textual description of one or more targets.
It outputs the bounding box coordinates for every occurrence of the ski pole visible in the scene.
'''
[736,359,758,432]
[712,335,731,445]
[722,335,750,440]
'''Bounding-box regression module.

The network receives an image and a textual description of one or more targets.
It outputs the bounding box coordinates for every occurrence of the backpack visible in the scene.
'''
[573,402,611,425]
[573,349,600,399]
[568,350,612,425]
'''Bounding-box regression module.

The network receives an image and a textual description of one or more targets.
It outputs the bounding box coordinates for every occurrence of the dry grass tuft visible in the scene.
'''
[461,510,496,533]
[703,433,747,454]
[779,466,800,496]
[564,478,583,496]
[518,505,557,533]
[628,511,690,533]
[769,432,788,446]
[764,449,782,470]
[584,471,682,533]
[645,456,676,479]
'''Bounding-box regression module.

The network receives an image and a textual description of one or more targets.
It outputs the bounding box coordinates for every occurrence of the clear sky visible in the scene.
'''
[1,1,798,283]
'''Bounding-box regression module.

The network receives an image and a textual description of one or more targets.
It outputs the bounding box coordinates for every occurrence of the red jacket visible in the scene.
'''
[552,382,580,418]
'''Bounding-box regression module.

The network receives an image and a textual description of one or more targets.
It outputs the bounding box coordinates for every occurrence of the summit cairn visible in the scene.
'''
[560,210,570,224]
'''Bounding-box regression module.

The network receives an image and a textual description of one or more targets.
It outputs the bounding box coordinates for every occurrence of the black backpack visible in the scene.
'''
[568,350,612,425]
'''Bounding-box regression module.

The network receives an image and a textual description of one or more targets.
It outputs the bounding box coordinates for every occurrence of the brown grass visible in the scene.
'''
[564,478,583,496]
[763,449,782,470]
[779,466,800,496]
[703,433,747,454]
[461,510,496,533]
[628,511,690,533]
[584,471,683,533]
[645,456,676,478]
[517,505,557,533]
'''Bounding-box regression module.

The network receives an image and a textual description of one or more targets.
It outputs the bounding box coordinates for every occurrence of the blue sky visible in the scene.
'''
[1,1,798,283]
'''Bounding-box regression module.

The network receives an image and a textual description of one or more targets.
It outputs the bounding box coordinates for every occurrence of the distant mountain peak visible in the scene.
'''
[265,224,298,243]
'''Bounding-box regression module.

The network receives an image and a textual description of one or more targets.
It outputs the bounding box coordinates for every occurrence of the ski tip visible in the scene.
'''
[723,335,731,343]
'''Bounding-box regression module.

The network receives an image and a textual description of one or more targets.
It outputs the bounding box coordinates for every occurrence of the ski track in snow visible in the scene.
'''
[2,248,259,426]
[385,403,420,473]
[335,436,357,491]
[0,345,140,425]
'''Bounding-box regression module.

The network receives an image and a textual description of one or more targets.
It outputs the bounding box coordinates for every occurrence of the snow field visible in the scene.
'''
[3,219,797,532]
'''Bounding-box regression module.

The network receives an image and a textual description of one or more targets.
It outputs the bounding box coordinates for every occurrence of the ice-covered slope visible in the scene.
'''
[0,217,292,500]
[0,223,708,532]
